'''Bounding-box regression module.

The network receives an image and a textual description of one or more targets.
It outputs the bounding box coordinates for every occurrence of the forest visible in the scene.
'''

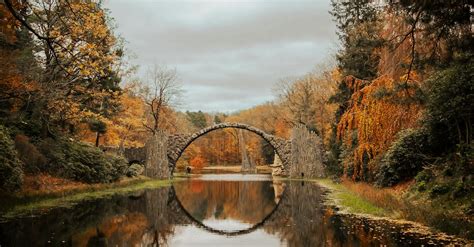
[0,0,473,239]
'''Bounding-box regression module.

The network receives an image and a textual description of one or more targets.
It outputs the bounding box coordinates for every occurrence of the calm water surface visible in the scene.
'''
[0,174,467,246]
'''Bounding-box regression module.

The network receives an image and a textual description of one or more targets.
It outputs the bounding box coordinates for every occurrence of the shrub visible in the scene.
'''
[14,135,47,173]
[452,179,466,197]
[38,138,127,183]
[0,125,24,191]
[430,184,450,197]
[415,170,432,183]
[106,153,128,180]
[417,181,427,191]
[126,163,144,177]
[376,128,430,187]
[37,139,66,175]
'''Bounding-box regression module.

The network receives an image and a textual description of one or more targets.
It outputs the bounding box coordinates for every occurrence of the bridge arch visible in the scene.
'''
[166,122,291,173]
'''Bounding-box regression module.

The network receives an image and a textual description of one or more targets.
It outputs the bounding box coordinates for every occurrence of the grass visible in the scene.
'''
[315,179,389,216]
[17,174,152,198]
[0,178,176,220]
[340,179,406,213]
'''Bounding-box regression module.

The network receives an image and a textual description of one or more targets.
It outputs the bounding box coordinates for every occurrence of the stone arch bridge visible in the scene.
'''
[112,122,324,178]
[167,122,291,170]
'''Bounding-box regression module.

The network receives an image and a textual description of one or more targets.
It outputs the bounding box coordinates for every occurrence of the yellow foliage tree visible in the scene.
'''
[4,0,124,134]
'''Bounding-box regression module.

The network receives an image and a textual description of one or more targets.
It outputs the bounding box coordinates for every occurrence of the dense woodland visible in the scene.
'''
[0,0,473,228]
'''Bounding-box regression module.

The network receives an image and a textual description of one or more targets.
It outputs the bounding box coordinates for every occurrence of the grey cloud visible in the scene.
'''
[181,84,273,112]
[104,0,337,112]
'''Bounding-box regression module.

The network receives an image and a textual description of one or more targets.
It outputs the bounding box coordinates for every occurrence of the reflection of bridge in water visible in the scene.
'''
[167,180,286,237]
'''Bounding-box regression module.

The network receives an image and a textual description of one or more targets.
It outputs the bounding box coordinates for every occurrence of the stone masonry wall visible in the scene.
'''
[290,125,325,178]
[144,131,170,179]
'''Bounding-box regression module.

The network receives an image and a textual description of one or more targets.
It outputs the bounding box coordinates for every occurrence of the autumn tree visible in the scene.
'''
[336,75,422,181]
[276,76,318,132]
[326,0,473,184]
[97,82,147,149]
[113,85,147,149]
[0,0,134,188]
[275,66,338,141]
[329,0,384,123]
[3,0,124,137]
[190,154,206,169]
[0,1,41,123]
[327,0,385,176]
[226,103,290,138]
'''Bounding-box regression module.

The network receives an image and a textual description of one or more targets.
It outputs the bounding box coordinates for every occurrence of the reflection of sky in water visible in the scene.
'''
[169,225,285,247]
[202,218,253,231]
[193,173,273,181]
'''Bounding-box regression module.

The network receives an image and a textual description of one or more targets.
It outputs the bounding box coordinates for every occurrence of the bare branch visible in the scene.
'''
[141,64,182,135]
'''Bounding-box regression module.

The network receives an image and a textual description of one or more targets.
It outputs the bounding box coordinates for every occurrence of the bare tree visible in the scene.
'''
[142,64,182,135]
[275,76,317,130]
[274,69,337,140]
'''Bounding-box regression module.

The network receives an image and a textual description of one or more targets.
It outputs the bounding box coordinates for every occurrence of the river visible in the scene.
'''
[0,174,468,246]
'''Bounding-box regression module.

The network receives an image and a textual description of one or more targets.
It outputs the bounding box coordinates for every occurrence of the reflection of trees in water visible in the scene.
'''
[136,187,177,246]
[262,181,328,246]
[264,182,397,246]
[0,194,132,246]
[262,182,462,246]
[73,187,192,246]
[70,187,181,246]
[288,181,327,245]
[0,187,182,246]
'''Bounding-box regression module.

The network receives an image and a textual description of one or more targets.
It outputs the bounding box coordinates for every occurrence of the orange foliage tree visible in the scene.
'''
[190,155,206,169]
[337,75,422,181]
[0,1,39,115]
[83,86,147,148]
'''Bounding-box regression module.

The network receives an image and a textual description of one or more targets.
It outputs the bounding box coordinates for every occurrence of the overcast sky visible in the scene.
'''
[104,0,337,112]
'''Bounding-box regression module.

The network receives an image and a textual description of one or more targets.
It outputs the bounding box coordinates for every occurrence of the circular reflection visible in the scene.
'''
[172,174,284,235]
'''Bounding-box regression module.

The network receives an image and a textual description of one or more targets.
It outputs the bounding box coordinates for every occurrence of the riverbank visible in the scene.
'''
[0,175,174,220]
[315,178,474,242]
[316,179,401,217]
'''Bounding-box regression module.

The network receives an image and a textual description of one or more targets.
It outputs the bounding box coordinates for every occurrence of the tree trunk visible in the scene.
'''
[455,120,462,144]
[95,132,100,147]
